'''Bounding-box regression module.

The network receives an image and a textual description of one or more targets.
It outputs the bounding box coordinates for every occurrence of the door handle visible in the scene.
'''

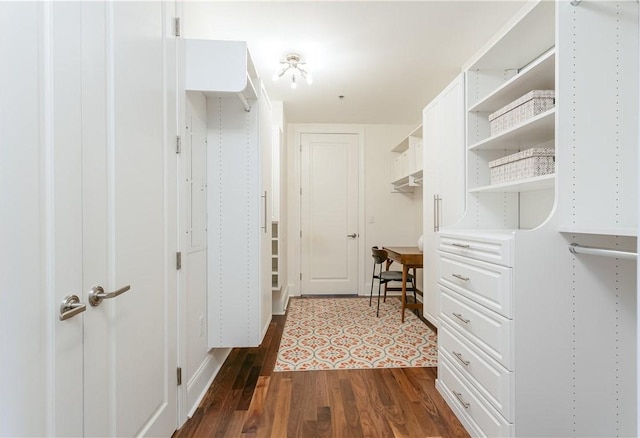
[261,191,268,233]
[59,294,87,321]
[88,285,131,307]
[347,233,358,239]
[433,194,442,232]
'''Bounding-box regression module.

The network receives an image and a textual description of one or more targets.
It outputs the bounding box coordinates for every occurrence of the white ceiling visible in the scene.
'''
[183,1,528,126]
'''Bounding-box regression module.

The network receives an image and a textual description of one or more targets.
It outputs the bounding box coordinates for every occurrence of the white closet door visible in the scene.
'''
[300,133,359,295]
[2,2,178,437]
[422,73,466,327]
[82,3,178,436]
[422,99,441,325]
[437,74,466,228]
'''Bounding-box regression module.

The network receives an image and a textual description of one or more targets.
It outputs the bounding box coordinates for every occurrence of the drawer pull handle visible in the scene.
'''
[452,390,471,409]
[453,351,470,367]
[452,273,469,281]
[451,243,470,248]
[452,312,470,324]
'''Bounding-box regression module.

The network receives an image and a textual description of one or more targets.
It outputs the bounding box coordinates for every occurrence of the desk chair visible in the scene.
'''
[369,246,417,317]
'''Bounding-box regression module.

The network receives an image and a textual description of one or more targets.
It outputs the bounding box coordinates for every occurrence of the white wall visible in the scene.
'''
[286,123,423,297]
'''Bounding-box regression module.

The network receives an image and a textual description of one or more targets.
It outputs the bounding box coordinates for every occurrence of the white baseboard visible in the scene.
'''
[272,285,290,315]
[186,348,231,418]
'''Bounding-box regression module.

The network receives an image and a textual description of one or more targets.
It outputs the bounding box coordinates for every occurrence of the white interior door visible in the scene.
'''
[300,133,359,295]
[81,2,177,436]
[1,2,177,436]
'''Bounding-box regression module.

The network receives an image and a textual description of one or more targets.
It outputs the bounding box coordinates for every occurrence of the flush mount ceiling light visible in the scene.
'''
[272,53,313,89]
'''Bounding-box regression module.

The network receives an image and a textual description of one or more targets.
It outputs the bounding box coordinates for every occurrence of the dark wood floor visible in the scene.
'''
[173,301,469,438]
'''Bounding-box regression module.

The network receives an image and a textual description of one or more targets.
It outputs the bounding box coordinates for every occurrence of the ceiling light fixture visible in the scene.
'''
[272,53,313,89]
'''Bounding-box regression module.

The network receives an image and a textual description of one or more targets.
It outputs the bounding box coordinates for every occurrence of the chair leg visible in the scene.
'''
[376,278,382,317]
[383,277,388,302]
[369,266,375,307]
[411,275,419,317]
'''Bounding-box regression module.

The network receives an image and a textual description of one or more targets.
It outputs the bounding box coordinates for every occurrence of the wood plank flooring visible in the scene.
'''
[173,302,469,438]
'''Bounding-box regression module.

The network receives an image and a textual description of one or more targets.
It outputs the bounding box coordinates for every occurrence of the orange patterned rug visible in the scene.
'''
[274,297,437,371]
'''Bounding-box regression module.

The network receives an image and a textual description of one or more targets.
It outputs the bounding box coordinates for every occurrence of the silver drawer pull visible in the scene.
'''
[453,351,470,367]
[452,390,471,409]
[452,273,469,281]
[451,243,470,248]
[452,312,470,324]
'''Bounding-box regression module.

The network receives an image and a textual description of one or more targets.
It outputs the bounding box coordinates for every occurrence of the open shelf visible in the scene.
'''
[392,124,423,152]
[558,226,637,238]
[469,174,555,193]
[391,169,424,192]
[469,108,555,151]
[469,48,555,113]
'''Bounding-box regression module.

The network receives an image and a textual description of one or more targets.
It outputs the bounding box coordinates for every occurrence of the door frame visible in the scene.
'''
[287,124,366,297]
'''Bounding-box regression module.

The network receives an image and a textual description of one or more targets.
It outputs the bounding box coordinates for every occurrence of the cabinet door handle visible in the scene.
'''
[433,194,442,232]
[433,195,438,233]
[452,390,471,409]
[262,191,268,233]
[451,243,470,248]
[452,273,470,281]
[452,351,470,367]
[452,312,470,324]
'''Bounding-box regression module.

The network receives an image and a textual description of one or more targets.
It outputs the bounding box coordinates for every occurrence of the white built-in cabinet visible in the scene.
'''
[436,1,638,437]
[421,73,466,326]
[184,39,272,348]
[391,125,423,192]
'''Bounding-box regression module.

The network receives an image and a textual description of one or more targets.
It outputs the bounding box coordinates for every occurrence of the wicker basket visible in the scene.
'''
[489,148,555,185]
[489,90,555,136]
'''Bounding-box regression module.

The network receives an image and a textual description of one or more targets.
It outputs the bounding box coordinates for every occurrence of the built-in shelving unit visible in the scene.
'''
[438,2,638,437]
[271,222,280,292]
[390,125,423,192]
[465,43,555,210]
[184,39,273,349]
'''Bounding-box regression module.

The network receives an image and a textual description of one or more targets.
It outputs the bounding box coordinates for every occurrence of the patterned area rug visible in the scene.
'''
[274,297,437,371]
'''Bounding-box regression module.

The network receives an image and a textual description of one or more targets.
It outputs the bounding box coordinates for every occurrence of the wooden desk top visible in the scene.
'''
[382,246,423,267]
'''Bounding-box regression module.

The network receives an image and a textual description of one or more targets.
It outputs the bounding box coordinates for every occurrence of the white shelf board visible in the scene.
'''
[558,226,638,238]
[469,49,555,113]
[469,174,555,193]
[391,124,423,152]
[469,109,555,151]
[464,1,555,72]
[391,175,410,186]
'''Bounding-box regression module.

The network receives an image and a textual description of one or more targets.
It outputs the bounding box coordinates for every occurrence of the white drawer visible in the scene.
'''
[439,285,513,370]
[439,231,514,267]
[438,355,513,438]
[439,323,514,422]
[438,251,513,318]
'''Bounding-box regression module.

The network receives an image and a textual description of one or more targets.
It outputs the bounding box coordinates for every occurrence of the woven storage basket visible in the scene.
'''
[489,90,555,136]
[489,148,555,185]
